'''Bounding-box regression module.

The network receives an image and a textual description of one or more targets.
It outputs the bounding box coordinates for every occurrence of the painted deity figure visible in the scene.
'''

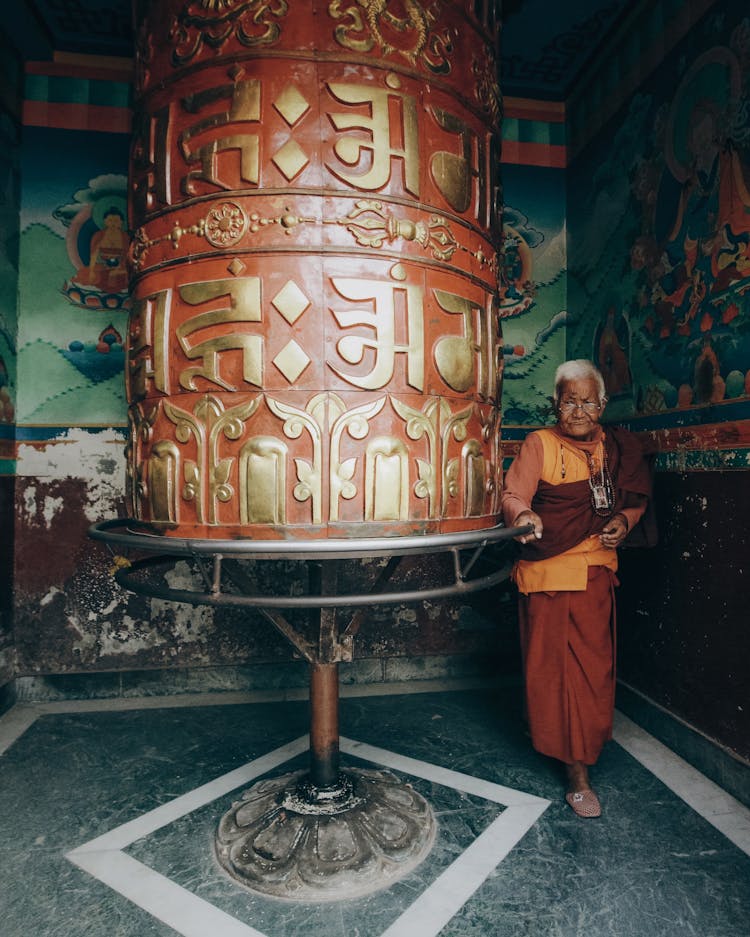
[596,308,631,397]
[669,100,750,289]
[77,208,129,292]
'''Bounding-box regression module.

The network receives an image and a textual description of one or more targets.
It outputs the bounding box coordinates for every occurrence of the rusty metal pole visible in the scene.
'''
[309,660,340,789]
[308,561,341,789]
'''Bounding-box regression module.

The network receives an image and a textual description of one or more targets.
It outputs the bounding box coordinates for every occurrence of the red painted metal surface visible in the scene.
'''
[127,0,503,539]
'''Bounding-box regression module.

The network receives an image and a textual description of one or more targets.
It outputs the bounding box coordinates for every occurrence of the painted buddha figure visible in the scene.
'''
[81,207,129,292]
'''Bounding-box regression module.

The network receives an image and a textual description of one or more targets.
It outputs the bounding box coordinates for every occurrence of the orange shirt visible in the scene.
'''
[502,427,645,594]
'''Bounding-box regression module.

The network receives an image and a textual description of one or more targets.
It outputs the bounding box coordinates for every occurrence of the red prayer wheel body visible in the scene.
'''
[126,0,503,540]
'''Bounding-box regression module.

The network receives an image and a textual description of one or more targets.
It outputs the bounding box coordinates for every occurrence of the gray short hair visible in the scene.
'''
[554,359,607,404]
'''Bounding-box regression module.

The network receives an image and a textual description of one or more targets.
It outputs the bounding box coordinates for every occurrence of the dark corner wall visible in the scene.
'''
[617,474,748,760]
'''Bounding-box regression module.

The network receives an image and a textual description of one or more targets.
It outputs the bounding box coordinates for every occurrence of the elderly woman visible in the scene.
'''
[501,359,651,818]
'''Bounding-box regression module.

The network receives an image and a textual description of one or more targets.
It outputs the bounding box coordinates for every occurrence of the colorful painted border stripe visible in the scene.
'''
[22,100,131,133]
[24,73,131,107]
[31,52,133,79]
[0,424,127,466]
[23,64,132,132]
[504,97,565,123]
[502,417,750,471]
[502,97,566,168]
[500,140,566,168]
[653,448,750,471]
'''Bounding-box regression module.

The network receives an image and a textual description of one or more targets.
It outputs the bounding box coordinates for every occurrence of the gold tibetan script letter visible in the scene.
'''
[327,81,419,195]
[429,106,488,222]
[132,105,171,214]
[129,288,170,396]
[329,277,424,391]
[176,278,263,391]
[433,289,495,400]
[180,80,262,195]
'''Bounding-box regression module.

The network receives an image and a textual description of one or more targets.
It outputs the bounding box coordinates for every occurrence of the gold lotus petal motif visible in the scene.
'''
[272,139,310,181]
[274,85,311,126]
[205,202,248,247]
[273,340,311,383]
[272,280,311,324]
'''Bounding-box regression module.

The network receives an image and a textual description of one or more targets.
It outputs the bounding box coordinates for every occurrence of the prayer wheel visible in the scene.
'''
[126,0,503,541]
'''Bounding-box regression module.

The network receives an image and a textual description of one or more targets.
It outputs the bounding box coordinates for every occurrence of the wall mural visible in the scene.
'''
[55,176,131,313]
[17,128,130,425]
[498,163,567,424]
[0,355,11,427]
[0,108,20,432]
[567,7,750,423]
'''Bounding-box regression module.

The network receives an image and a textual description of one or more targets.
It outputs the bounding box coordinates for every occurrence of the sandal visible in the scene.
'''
[565,789,602,818]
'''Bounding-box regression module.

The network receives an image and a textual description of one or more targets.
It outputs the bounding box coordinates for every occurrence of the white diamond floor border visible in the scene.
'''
[66,735,551,937]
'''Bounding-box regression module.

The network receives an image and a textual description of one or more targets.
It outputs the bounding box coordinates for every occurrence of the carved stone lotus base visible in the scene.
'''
[215,767,436,901]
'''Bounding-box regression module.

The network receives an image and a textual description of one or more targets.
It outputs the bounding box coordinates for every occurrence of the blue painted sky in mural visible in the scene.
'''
[20,127,129,237]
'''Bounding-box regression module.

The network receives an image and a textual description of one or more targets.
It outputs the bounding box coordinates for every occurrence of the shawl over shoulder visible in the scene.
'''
[518,426,653,562]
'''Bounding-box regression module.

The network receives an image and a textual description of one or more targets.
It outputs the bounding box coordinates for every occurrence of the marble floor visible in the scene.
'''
[1,681,749,937]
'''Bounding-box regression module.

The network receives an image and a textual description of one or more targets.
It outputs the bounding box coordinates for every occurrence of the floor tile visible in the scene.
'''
[0,687,748,937]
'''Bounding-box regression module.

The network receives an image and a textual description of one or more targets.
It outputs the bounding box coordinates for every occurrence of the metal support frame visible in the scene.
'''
[89,516,530,900]
[89,518,531,609]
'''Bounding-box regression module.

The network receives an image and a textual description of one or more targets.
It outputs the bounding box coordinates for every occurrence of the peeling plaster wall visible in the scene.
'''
[13,433,278,676]
[0,476,15,689]
[13,429,515,683]
[12,432,288,676]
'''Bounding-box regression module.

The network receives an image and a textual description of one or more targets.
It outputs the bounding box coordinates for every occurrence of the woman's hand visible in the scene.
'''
[600,513,628,549]
[514,510,543,544]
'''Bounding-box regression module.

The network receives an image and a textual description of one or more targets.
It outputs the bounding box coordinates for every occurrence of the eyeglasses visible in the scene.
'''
[558,400,601,413]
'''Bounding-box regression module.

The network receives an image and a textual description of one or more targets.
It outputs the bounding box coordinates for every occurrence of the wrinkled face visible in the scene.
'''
[556,377,603,441]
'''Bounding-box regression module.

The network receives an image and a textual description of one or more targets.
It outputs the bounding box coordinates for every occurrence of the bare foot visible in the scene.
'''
[566,760,591,793]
